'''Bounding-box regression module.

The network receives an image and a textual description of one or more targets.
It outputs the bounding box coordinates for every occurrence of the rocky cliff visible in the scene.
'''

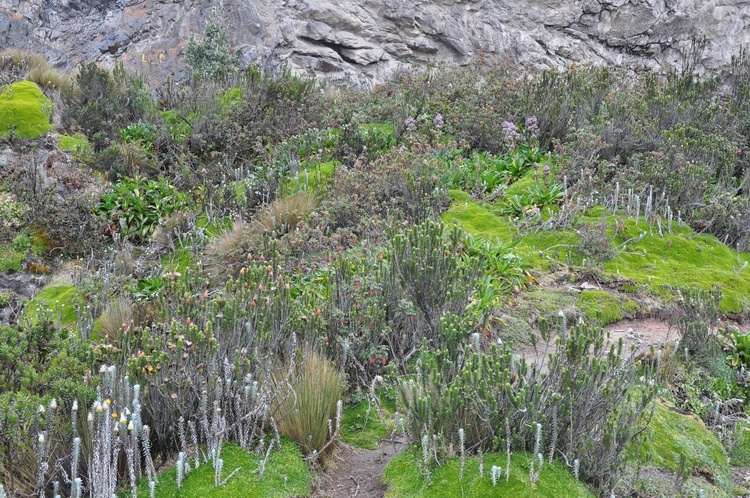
[1,0,748,84]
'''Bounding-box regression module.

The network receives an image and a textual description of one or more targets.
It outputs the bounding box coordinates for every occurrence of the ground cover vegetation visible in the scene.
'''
[1,30,750,498]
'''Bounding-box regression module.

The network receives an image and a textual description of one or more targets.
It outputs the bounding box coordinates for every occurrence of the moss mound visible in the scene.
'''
[24,284,80,327]
[383,451,595,497]
[630,401,730,492]
[130,439,311,498]
[0,81,53,138]
[58,133,90,154]
[443,197,750,313]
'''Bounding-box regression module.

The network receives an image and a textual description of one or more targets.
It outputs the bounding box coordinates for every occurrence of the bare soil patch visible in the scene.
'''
[311,439,403,498]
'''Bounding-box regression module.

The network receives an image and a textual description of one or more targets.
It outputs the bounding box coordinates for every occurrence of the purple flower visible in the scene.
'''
[433,113,444,129]
[542,165,550,176]
[526,116,539,140]
[404,116,417,132]
[502,121,520,148]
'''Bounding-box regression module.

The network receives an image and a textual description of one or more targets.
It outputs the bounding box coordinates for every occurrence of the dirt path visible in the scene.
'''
[519,317,750,369]
[311,440,403,498]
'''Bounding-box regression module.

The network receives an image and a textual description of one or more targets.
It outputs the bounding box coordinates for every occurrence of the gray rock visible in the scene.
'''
[0,0,748,85]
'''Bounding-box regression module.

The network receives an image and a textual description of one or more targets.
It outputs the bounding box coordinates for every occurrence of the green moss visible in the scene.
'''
[0,242,26,272]
[383,450,595,498]
[729,421,750,466]
[630,401,730,492]
[577,290,639,325]
[58,133,90,154]
[160,247,193,274]
[25,285,80,327]
[340,399,392,450]
[281,161,336,196]
[443,199,750,313]
[606,220,750,313]
[500,287,578,345]
[129,439,311,498]
[0,292,10,308]
[0,81,53,138]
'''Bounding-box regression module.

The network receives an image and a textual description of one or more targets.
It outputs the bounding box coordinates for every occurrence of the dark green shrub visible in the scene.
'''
[63,62,152,152]
[184,6,239,81]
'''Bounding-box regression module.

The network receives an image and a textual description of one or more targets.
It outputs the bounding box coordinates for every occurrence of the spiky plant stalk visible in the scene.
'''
[458,427,465,480]
[490,465,500,486]
[177,452,185,490]
[421,434,431,482]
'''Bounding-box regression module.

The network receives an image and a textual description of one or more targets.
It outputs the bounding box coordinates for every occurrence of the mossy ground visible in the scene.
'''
[58,133,91,155]
[629,401,730,494]
[129,439,311,498]
[0,81,53,138]
[383,450,595,497]
[577,289,639,325]
[340,390,396,450]
[280,161,336,197]
[24,284,80,327]
[443,185,750,314]
[0,242,27,272]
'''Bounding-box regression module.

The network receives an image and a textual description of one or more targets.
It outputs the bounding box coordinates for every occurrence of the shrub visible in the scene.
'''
[4,155,108,256]
[184,6,239,81]
[62,62,152,152]
[270,348,343,459]
[398,320,657,494]
[678,286,722,361]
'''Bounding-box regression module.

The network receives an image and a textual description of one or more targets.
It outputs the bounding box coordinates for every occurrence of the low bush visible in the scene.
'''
[398,320,657,494]
[62,62,152,152]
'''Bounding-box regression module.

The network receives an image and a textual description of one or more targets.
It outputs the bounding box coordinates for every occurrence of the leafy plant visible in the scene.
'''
[722,328,750,368]
[95,176,188,243]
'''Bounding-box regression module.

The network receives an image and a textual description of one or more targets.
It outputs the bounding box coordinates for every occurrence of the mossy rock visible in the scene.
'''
[577,290,639,325]
[630,401,731,493]
[383,450,595,497]
[340,390,396,450]
[0,81,53,139]
[128,439,311,498]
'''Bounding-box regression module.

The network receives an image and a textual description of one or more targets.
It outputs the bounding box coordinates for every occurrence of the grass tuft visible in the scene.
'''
[270,348,343,459]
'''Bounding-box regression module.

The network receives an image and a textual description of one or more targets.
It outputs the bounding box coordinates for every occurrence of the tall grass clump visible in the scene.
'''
[271,348,343,459]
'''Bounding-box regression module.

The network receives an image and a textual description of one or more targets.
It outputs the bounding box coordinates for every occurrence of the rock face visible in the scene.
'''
[1,0,749,85]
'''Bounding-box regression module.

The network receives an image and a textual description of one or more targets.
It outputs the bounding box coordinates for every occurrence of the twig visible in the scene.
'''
[350,476,360,497]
